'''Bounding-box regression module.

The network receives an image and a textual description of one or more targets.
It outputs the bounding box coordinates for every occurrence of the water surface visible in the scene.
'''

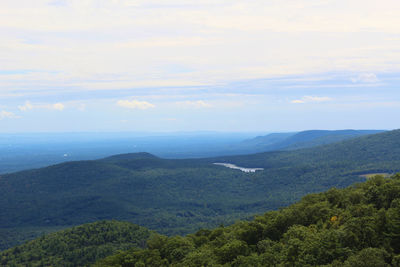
[213,163,264,173]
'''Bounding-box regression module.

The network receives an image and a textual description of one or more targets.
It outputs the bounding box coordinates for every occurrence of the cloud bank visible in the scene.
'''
[291,96,332,104]
[18,101,65,111]
[0,110,19,120]
[117,100,155,109]
[1,0,400,98]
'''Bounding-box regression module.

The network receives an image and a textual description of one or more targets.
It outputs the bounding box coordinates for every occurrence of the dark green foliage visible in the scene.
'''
[1,129,400,249]
[0,226,67,252]
[0,220,151,267]
[386,199,400,253]
[343,247,391,267]
[95,174,400,266]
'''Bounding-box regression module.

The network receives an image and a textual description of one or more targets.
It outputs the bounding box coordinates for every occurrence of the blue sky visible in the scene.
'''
[0,0,399,132]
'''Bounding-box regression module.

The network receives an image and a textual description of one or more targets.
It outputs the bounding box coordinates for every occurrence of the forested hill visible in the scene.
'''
[276,129,385,150]
[3,174,400,266]
[232,129,384,153]
[94,174,400,267]
[0,220,151,267]
[0,129,399,250]
[208,128,400,170]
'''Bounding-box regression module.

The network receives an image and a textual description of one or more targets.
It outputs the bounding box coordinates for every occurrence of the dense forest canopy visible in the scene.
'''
[2,174,400,266]
[95,174,400,267]
[0,221,151,267]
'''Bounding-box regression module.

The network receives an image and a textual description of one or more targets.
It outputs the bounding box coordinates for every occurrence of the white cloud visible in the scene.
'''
[291,96,332,104]
[18,101,34,111]
[18,101,65,111]
[351,73,379,83]
[52,103,65,111]
[0,110,20,120]
[177,100,212,108]
[117,99,155,109]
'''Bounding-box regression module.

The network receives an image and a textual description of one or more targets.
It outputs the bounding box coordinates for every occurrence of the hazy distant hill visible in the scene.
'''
[211,129,400,169]
[0,129,399,250]
[0,130,383,174]
[237,132,296,149]
[0,132,260,174]
[235,129,384,153]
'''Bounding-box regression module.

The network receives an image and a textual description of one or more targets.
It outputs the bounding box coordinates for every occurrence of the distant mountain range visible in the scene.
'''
[0,129,398,250]
[0,129,385,174]
[231,129,385,154]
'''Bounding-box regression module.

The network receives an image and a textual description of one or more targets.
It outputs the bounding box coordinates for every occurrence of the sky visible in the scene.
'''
[0,0,400,132]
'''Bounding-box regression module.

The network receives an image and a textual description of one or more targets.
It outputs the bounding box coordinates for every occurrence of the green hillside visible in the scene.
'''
[0,220,151,267]
[232,132,296,152]
[234,129,384,153]
[3,174,399,267]
[95,174,400,267]
[281,129,385,150]
[210,129,400,171]
[0,130,399,250]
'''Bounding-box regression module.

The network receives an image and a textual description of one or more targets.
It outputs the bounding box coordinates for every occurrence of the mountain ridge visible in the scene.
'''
[236,129,385,153]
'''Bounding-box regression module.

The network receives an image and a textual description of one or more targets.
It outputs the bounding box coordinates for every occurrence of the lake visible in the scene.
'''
[213,163,264,173]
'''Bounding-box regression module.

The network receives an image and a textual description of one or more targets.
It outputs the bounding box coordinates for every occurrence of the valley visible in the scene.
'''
[2,173,400,266]
[1,129,399,251]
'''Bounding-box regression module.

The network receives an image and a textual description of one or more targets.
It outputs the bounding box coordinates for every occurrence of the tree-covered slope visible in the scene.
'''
[0,220,151,267]
[209,129,400,171]
[95,174,400,267]
[0,129,399,249]
[280,129,385,150]
[234,129,384,153]
[232,132,296,152]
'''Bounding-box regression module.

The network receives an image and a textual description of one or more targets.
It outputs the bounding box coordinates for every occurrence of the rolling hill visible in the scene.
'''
[0,130,383,175]
[3,174,400,266]
[0,129,399,250]
[234,129,384,153]
[94,174,400,267]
